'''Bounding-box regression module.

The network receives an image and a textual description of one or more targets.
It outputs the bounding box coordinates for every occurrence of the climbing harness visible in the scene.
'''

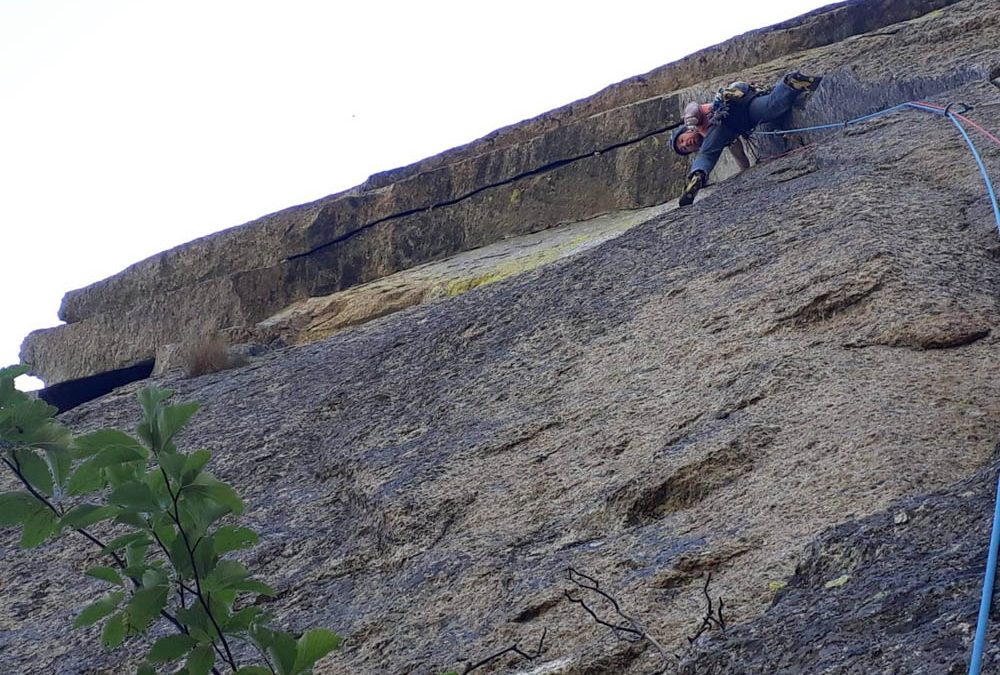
[709,81,768,132]
[757,98,1000,675]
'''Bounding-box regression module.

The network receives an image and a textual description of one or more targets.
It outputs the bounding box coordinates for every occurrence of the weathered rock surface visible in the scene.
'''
[20,0,985,389]
[6,57,1000,674]
[247,204,671,350]
[676,461,1000,674]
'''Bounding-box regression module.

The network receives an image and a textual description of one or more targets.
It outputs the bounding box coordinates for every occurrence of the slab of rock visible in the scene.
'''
[249,203,672,349]
[676,463,1000,674]
[6,74,1000,673]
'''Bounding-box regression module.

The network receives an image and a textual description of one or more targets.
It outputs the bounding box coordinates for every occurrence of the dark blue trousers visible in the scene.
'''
[689,79,801,179]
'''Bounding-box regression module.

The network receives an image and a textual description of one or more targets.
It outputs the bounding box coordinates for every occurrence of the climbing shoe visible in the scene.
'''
[678,171,706,207]
[784,72,822,92]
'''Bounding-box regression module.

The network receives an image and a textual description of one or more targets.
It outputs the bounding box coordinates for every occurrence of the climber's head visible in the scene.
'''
[671,127,703,156]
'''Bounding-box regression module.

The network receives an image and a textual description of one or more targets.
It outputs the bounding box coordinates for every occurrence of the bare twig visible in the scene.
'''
[461,627,547,674]
[564,567,671,662]
[687,573,727,644]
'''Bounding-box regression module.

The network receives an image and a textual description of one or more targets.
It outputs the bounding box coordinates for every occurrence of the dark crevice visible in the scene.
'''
[921,329,991,349]
[857,29,901,38]
[772,168,819,184]
[483,420,562,456]
[289,72,994,265]
[989,66,1000,87]
[285,123,679,263]
[40,360,155,413]
[845,328,990,351]
[512,597,561,624]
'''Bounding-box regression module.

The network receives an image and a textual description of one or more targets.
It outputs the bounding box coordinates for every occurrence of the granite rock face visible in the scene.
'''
[20,0,981,390]
[676,461,1000,675]
[6,51,1000,673]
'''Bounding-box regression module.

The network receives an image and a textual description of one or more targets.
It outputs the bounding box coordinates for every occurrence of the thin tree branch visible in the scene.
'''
[687,573,727,643]
[461,628,547,674]
[235,634,278,675]
[160,464,239,671]
[565,567,671,662]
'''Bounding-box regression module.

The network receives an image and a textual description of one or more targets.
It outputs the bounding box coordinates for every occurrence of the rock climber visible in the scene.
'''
[670,71,822,207]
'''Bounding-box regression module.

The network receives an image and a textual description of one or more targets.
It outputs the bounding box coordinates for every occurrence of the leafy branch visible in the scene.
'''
[0,364,342,675]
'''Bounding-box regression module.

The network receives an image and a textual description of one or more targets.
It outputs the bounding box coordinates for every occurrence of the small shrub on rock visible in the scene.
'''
[180,334,247,378]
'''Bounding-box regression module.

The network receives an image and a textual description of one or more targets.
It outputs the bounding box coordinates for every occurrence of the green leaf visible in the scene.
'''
[213,526,258,554]
[144,467,172,506]
[175,605,213,642]
[193,535,217,579]
[0,491,38,526]
[250,624,275,649]
[25,417,72,448]
[269,630,298,675]
[204,559,248,591]
[91,445,148,468]
[73,591,125,628]
[115,510,149,529]
[102,531,150,554]
[224,606,263,633]
[209,588,238,616]
[2,398,57,440]
[232,579,276,597]
[110,481,161,512]
[0,364,31,381]
[67,458,106,496]
[150,513,176,548]
[184,477,243,515]
[127,583,168,632]
[137,387,174,450]
[61,503,120,529]
[20,505,57,548]
[161,403,200,446]
[136,663,157,675]
[126,538,151,570]
[186,644,214,675]
[181,450,212,486]
[148,634,197,663]
[168,534,194,578]
[13,447,54,496]
[102,611,128,648]
[86,566,124,586]
[43,445,73,491]
[235,668,273,675]
[138,387,174,419]
[178,494,230,534]
[142,566,169,588]
[159,450,187,484]
[292,628,343,674]
[74,429,147,460]
[104,460,144,488]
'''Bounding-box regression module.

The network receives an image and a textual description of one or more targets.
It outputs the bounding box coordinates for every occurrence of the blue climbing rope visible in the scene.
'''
[754,98,1000,673]
[939,110,1000,236]
[971,473,1000,675]
[754,101,1000,234]
[753,102,914,135]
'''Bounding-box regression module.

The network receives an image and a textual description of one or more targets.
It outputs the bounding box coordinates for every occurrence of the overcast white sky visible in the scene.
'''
[3,0,834,390]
